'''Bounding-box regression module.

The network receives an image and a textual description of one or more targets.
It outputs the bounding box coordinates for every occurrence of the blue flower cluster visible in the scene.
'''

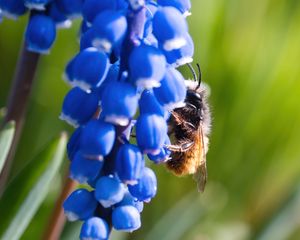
[2,0,194,239]
[0,0,84,53]
[60,0,194,239]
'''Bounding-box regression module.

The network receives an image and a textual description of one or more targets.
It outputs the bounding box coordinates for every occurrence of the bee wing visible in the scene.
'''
[193,123,208,192]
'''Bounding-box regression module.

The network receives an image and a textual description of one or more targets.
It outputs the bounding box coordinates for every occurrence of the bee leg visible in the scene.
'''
[165,141,194,153]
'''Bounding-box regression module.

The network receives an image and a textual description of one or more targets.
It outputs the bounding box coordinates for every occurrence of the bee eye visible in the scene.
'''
[187,90,201,100]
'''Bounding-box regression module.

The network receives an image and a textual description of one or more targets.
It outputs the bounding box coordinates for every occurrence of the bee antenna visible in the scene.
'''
[196,63,202,90]
[186,63,197,83]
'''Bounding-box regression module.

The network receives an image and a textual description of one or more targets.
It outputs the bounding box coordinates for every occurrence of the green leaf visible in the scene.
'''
[0,132,67,240]
[0,108,6,123]
[0,121,15,173]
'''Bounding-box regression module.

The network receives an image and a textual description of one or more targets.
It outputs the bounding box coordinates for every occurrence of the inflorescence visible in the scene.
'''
[0,0,194,239]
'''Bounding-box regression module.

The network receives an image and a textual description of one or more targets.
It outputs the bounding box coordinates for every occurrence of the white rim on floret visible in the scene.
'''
[99,199,116,208]
[56,20,72,29]
[143,148,161,155]
[125,179,138,185]
[183,11,192,18]
[163,37,187,51]
[59,113,79,128]
[173,56,193,67]
[65,211,79,221]
[105,115,130,126]
[24,3,46,11]
[128,0,145,10]
[72,79,92,93]
[136,78,161,89]
[27,45,50,54]
[92,38,112,53]
[70,173,88,185]
[163,101,186,111]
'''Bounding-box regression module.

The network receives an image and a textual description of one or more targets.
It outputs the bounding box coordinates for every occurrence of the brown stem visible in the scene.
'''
[43,175,77,240]
[0,43,40,195]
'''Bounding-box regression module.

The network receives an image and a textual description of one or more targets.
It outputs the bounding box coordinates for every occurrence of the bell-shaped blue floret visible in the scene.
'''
[25,14,56,54]
[80,29,96,51]
[128,167,157,202]
[93,62,120,100]
[153,67,187,110]
[0,0,27,19]
[63,189,97,221]
[67,127,82,161]
[136,114,167,154]
[92,10,127,53]
[70,48,110,91]
[153,7,188,51]
[80,217,109,240]
[144,1,158,38]
[116,191,144,213]
[129,44,166,89]
[80,120,116,159]
[148,135,171,163]
[158,0,191,17]
[64,55,77,83]
[95,175,125,208]
[48,2,72,29]
[101,81,138,126]
[139,90,165,116]
[60,87,99,127]
[115,144,145,185]
[56,0,83,18]
[162,33,194,67]
[70,152,103,184]
[112,206,141,232]
[82,0,117,25]
[24,0,50,10]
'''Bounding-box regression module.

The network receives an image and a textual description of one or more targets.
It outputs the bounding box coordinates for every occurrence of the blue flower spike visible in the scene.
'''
[101,81,138,126]
[153,67,187,110]
[25,14,56,54]
[136,113,168,154]
[158,0,192,17]
[69,48,110,91]
[112,206,141,232]
[80,217,109,240]
[63,189,98,221]
[115,143,145,185]
[153,6,188,51]
[24,0,50,10]
[82,0,117,25]
[95,175,125,208]
[0,0,27,19]
[60,87,99,127]
[92,10,127,53]
[128,167,157,202]
[80,120,116,159]
[129,43,166,89]
[70,152,103,184]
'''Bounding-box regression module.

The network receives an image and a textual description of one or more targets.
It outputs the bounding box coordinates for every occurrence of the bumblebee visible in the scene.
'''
[166,64,211,192]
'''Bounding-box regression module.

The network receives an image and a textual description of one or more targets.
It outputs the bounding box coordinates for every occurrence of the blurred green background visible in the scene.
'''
[1,0,300,239]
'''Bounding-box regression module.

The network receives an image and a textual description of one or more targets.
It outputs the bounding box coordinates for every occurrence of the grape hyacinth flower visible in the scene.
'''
[0,0,201,239]
[1,0,198,237]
